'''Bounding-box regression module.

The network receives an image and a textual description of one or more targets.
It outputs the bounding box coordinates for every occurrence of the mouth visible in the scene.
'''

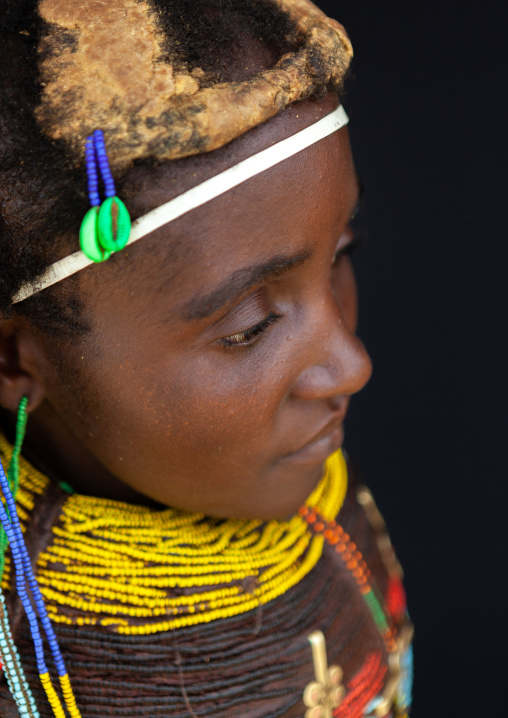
[280,417,345,466]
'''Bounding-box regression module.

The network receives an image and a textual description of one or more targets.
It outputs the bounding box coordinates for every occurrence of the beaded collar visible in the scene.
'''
[0,433,413,718]
[0,434,347,635]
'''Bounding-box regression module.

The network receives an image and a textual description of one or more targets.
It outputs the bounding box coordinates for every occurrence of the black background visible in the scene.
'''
[319,1,507,715]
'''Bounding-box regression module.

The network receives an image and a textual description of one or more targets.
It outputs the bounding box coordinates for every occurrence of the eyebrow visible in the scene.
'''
[183,249,313,321]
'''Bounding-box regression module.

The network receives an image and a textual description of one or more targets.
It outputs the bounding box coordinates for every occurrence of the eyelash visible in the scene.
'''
[220,312,282,349]
[332,232,366,264]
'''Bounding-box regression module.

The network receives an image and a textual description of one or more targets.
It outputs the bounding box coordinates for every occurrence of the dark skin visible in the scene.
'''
[0,92,372,519]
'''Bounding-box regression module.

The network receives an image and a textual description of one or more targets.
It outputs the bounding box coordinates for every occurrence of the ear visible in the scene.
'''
[0,318,46,413]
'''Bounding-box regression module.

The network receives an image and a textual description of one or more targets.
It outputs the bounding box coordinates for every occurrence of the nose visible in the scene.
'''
[290,298,372,402]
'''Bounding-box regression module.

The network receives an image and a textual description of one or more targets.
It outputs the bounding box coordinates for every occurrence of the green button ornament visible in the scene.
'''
[79,207,112,263]
[98,197,131,252]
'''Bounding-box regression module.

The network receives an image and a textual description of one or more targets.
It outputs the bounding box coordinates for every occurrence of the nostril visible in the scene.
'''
[328,395,349,413]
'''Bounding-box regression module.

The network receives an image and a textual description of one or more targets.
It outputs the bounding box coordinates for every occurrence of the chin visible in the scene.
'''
[232,461,325,521]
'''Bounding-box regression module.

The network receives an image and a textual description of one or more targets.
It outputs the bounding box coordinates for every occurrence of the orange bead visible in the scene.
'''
[314,522,325,533]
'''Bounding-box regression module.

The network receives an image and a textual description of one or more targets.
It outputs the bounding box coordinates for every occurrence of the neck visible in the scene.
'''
[0,403,157,506]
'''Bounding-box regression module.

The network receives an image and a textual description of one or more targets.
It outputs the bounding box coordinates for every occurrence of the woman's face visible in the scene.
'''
[26,94,372,518]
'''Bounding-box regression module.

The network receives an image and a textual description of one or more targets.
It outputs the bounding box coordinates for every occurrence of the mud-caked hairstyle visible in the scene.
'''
[0,0,352,334]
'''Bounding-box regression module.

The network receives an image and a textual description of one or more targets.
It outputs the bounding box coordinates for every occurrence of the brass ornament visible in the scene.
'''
[303,630,345,718]
[356,486,404,580]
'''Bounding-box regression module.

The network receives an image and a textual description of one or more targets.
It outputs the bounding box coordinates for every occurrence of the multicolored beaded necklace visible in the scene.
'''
[0,415,412,718]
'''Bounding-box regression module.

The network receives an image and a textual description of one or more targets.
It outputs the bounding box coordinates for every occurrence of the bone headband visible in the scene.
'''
[12,105,349,304]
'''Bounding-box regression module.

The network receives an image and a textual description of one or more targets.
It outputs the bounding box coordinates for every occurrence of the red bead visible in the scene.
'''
[385,576,407,621]
[324,530,339,544]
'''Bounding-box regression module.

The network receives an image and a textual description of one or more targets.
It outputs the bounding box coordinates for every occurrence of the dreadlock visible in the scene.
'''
[0,0,352,335]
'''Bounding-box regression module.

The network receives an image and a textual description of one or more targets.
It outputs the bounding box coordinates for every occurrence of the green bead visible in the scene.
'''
[58,481,75,495]
[80,207,112,263]
[98,196,131,251]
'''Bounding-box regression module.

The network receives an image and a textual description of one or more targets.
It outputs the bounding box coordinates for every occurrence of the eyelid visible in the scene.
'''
[220,312,281,349]
[333,227,353,257]
[210,289,267,333]
[333,228,366,262]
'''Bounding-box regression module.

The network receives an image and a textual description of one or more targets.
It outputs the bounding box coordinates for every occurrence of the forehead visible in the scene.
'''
[79,96,357,321]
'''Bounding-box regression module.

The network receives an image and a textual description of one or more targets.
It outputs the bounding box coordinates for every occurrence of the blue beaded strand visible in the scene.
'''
[0,499,49,677]
[85,136,100,208]
[0,464,67,678]
[93,129,116,198]
[397,643,414,711]
[0,502,69,717]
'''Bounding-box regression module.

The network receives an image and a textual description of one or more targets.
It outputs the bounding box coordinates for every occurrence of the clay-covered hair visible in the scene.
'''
[0,0,352,334]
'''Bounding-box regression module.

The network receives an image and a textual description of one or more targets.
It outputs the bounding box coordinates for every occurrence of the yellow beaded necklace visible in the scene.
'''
[0,433,347,636]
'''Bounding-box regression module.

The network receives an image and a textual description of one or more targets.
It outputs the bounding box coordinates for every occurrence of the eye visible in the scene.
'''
[332,231,367,265]
[220,312,282,349]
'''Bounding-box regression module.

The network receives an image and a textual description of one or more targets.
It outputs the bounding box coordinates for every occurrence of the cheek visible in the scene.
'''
[73,343,287,466]
[333,257,358,332]
[160,352,288,448]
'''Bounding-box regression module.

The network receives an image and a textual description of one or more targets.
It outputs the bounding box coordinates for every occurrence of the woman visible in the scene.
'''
[0,1,413,716]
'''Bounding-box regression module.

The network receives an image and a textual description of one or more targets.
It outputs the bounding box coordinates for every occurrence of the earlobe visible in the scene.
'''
[0,319,46,413]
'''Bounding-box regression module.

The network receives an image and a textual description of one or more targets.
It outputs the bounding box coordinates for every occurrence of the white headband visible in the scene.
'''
[12,105,349,304]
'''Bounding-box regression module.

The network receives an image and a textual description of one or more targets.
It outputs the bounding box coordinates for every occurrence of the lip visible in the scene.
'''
[280,417,345,465]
